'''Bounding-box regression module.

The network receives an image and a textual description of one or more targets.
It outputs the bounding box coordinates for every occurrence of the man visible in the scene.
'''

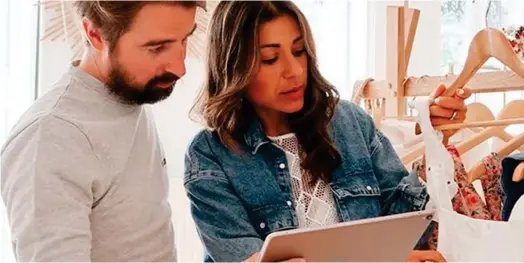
[1,1,203,261]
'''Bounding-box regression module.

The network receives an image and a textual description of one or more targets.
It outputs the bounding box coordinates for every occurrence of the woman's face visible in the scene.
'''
[246,14,308,116]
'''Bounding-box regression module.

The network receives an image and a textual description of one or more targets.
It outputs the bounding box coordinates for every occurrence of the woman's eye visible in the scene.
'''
[293,49,306,57]
[262,57,278,65]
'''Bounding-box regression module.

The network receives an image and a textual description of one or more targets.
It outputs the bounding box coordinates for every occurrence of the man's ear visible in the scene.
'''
[81,18,104,52]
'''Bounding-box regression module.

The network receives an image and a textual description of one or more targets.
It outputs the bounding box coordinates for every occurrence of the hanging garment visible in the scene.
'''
[501,152,524,221]
[479,153,504,221]
[426,145,491,250]
[446,146,492,219]
[510,195,524,221]
[414,98,524,262]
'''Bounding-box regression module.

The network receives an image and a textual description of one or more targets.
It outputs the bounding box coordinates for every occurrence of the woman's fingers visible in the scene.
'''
[433,97,467,111]
[429,105,455,119]
[430,117,463,127]
[406,250,447,262]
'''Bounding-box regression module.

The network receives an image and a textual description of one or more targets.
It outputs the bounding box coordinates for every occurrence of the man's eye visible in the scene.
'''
[149,46,165,54]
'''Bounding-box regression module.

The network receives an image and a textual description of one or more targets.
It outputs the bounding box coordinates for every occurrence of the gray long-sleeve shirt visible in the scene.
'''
[1,65,175,262]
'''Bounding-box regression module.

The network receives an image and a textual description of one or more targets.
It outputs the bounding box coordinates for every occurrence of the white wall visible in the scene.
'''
[150,58,206,261]
[37,1,75,94]
[38,40,72,95]
[295,1,352,99]
[369,0,441,79]
[349,0,370,95]
[407,1,442,76]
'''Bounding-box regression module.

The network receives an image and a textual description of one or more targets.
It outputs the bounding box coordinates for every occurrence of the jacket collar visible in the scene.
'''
[243,118,270,154]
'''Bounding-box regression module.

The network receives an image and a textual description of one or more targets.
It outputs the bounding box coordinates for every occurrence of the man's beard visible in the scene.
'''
[107,63,179,105]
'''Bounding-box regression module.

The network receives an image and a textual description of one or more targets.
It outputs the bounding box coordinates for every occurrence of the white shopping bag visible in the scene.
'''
[412,98,524,262]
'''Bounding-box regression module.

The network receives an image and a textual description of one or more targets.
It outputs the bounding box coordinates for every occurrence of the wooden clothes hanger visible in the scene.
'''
[441,27,524,97]
[468,132,524,183]
[455,100,524,157]
[414,27,524,135]
[400,102,518,166]
[401,103,510,149]
[457,100,524,183]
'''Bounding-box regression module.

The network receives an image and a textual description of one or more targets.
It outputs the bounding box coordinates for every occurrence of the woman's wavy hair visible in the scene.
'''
[193,1,341,184]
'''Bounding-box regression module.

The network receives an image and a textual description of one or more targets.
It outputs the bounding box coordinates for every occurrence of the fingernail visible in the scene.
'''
[435,98,441,104]
[458,89,464,95]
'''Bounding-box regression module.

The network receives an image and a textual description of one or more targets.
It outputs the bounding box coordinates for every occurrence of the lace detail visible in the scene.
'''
[268,134,339,228]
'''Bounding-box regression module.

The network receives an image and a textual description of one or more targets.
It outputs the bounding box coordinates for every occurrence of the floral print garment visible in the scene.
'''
[447,146,492,219]
[426,145,492,250]
[479,152,503,221]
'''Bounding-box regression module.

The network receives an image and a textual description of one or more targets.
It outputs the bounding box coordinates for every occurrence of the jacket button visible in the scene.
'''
[279,163,286,169]
[366,186,372,191]
[287,201,292,207]
[260,222,266,229]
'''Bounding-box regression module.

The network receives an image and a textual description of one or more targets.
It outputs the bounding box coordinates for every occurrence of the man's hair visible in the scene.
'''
[73,1,205,51]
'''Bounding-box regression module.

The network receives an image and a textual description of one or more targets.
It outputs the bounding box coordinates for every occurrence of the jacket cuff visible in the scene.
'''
[399,168,430,211]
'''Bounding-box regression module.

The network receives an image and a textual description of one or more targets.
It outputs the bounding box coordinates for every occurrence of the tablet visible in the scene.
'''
[259,210,434,262]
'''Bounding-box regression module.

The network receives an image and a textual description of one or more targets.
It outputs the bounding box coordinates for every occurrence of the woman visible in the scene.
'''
[184,1,470,262]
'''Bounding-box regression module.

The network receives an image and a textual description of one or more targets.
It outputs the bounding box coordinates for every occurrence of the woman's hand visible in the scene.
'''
[244,252,305,262]
[415,84,472,181]
[406,250,446,262]
[427,84,472,143]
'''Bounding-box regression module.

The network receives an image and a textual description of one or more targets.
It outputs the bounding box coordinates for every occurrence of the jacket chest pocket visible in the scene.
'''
[248,204,297,239]
[331,171,382,220]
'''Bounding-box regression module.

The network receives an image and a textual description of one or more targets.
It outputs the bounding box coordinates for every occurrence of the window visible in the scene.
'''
[441,0,524,73]
[292,0,369,100]
[293,0,353,99]
[1,1,39,261]
[440,0,524,134]
[0,1,39,145]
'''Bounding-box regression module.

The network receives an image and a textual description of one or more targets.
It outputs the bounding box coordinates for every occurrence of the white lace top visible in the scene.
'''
[268,133,339,228]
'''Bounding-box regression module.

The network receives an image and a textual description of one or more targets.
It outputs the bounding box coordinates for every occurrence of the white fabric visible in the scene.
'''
[413,98,524,262]
[268,134,339,228]
[509,196,524,221]
[379,119,418,156]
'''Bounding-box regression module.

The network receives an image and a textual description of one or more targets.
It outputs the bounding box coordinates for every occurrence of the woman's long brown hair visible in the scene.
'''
[193,1,341,184]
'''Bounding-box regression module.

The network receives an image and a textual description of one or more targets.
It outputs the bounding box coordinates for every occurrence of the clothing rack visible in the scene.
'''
[358,6,524,121]
[356,5,524,173]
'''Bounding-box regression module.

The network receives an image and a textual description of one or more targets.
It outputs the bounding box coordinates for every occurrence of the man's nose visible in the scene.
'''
[165,46,187,78]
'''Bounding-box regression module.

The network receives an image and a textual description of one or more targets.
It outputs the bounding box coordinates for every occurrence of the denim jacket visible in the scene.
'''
[184,100,429,262]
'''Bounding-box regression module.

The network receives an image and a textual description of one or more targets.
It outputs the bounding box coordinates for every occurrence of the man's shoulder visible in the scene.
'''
[2,113,88,154]
[2,74,95,152]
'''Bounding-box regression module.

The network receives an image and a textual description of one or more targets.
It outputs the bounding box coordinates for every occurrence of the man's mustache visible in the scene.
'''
[148,73,180,87]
